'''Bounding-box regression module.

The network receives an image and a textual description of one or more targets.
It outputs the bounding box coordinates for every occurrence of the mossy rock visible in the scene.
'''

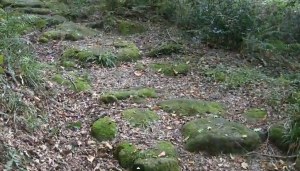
[269,123,289,151]
[148,43,183,57]
[158,99,224,116]
[62,48,93,62]
[100,88,157,104]
[115,41,141,62]
[1,0,45,8]
[15,7,51,15]
[91,116,117,142]
[182,117,261,154]
[39,22,98,42]
[138,141,178,159]
[132,158,180,171]
[117,19,146,35]
[244,108,267,122]
[122,108,159,127]
[151,62,189,76]
[114,142,139,169]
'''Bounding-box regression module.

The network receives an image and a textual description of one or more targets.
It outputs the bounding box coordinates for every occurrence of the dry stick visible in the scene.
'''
[245,152,298,159]
[166,29,179,44]
[66,75,77,91]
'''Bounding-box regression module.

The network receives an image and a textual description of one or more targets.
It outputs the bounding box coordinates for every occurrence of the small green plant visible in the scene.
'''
[96,51,117,67]
[3,145,27,171]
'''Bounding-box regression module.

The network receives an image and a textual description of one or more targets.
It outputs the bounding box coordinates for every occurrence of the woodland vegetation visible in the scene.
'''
[0,0,299,170]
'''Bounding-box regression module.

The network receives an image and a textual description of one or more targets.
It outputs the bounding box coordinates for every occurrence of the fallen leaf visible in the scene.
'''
[134,71,143,76]
[242,135,248,138]
[241,162,248,169]
[158,151,166,157]
[87,155,95,163]
[104,141,113,150]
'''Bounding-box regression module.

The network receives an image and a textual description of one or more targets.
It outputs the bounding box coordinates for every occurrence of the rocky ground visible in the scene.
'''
[0,0,299,171]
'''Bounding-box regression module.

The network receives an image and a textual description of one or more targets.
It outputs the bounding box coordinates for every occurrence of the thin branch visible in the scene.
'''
[245,152,298,159]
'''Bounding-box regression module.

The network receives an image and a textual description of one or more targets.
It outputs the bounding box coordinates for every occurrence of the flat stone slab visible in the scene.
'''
[182,117,261,154]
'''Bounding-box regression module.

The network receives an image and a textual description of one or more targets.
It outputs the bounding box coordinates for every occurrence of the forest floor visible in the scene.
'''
[0,1,298,171]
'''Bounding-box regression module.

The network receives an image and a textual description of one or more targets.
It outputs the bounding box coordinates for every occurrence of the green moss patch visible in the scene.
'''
[117,19,146,35]
[269,123,289,151]
[138,141,178,159]
[148,43,183,57]
[114,141,179,170]
[91,116,117,142]
[114,41,141,62]
[122,108,159,127]
[182,117,261,154]
[100,88,157,104]
[39,22,98,42]
[52,73,91,92]
[244,108,267,122]
[114,142,139,169]
[158,99,224,116]
[151,62,189,76]
[133,158,180,171]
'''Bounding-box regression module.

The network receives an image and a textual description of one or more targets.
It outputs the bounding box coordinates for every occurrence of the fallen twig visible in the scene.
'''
[245,152,298,159]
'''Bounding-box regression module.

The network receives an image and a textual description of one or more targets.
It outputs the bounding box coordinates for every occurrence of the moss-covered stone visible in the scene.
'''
[39,22,98,42]
[122,108,159,127]
[151,62,189,76]
[244,108,267,122]
[115,41,141,62]
[269,123,289,151]
[182,117,261,154]
[91,116,117,142]
[117,19,146,35]
[148,43,183,57]
[1,0,45,8]
[100,88,157,104]
[158,99,224,116]
[138,141,178,159]
[114,142,139,168]
[132,158,180,171]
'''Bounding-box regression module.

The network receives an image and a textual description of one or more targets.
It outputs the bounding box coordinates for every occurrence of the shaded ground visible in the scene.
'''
[0,1,297,171]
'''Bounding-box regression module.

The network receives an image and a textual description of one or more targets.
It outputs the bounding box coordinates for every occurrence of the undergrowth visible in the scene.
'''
[0,11,44,130]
